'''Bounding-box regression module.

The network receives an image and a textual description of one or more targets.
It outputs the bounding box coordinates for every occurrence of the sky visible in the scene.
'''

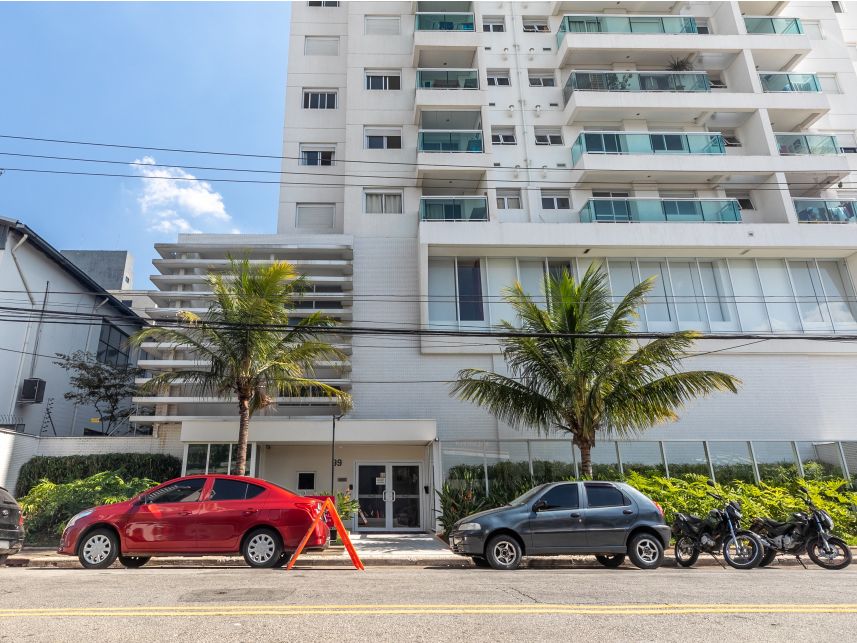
[0,1,292,288]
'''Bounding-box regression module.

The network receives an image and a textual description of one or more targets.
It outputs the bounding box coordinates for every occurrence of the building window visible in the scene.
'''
[364,127,402,149]
[297,472,316,491]
[534,128,563,145]
[365,191,403,214]
[457,258,485,321]
[523,18,550,33]
[818,74,840,93]
[366,71,401,90]
[300,146,335,166]
[483,17,505,32]
[491,127,516,145]
[365,15,400,34]
[592,191,630,198]
[528,71,556,87]
[832,1,844,13]
[486,70,511,86]
[496,189,523,209]
[836,131,857,153]
[303,90,337,109]
[97,321,130,367]
[185,443,242,475]
[296,203,335,228]
[541,191,570,210]
[308,1,339,6]
[304,36,339,56]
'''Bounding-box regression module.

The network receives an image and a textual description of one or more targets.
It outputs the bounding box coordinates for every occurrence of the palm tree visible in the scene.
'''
[451,265,739,478]
[132,258,351,475]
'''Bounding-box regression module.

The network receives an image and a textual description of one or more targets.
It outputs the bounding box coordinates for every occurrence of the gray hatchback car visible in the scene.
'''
[448,481,671,570]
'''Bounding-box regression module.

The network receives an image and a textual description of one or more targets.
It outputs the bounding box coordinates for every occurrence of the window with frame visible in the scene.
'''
[211,479,265,501]
[534,128,563,145]
[365,191,403,214]
[592,190,630,198]
[496,189,523,209]
[538,484,579,510]
[522,18,550,33]
[148,478,205,504]
[300,146,335,166]
[541,190,570,210]
[304,36,339,55]
[483,17,505,32]
[303,90,337,109]
[365,15,400,34]
[528,71,556,87]
[296,203,335,228]
[366,71,401,90]
[97,321,130,367]
[364,127,402,149]
[584,483,629,508]
[726,192,755,210]
[297,472,316,491]
[491,127,516,145]
[486,69,511,86]
[308,1,339,6]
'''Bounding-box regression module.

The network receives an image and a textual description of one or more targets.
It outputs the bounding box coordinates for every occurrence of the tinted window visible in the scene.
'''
[211,479,266,501]
[585,484,629,508]
[148,478,205,504]
[538,484,579,510]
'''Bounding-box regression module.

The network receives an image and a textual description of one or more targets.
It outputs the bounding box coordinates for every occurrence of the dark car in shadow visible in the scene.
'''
[0,486,25,565]
[448,481,671,570]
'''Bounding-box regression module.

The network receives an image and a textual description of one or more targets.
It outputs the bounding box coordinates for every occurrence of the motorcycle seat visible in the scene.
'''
[677,513,705,527]
[759,518,794,536]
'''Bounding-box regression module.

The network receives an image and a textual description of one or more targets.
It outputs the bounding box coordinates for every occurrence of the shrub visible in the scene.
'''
[19,471,156,543]
[15,453,181,497]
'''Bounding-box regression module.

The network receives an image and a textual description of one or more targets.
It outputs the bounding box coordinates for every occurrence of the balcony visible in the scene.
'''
[744,17,803,34]
[556,14,697,47]
[414,12,474,31]
[418,130,483,152]
[563,71,709,104]
[571,132,725,164]
[579,198,742,223]
[794,200,857,224]
[420,197,488,222]
[417,69,478,89]
[760,73,820,93]
[776,134,839,155]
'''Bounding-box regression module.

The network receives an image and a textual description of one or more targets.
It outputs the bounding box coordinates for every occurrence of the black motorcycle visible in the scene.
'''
[752,484,852,570]
[672,481,763,570]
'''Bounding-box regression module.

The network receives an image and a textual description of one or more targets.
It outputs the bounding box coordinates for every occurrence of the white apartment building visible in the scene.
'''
[137,1,857,532]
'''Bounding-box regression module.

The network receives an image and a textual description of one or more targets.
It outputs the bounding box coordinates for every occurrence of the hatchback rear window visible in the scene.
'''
[584,483,629,508]
[211,479,266,501]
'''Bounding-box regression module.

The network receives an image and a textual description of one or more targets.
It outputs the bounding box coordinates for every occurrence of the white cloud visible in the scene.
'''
[132,156,232,234]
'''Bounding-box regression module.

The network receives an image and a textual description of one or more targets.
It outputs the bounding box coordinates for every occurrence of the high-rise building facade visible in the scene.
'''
[137,1,857,532]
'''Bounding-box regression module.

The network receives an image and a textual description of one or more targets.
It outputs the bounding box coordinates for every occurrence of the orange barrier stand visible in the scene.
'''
[286,497,365,571]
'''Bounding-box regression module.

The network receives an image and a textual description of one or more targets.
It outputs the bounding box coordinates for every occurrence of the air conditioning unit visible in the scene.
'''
[840,146,857,154]
[19,378,46,404]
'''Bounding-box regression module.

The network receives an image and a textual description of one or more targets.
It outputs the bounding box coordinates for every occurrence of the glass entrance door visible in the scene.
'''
[356,463,421,531]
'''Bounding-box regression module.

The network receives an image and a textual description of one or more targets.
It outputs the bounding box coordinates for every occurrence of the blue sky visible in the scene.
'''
[0,1,291,287]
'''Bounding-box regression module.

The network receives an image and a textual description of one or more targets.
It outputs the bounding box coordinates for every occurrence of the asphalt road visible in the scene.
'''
[1,564,856,642]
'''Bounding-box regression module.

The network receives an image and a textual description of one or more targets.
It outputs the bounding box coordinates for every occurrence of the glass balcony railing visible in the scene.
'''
[420,197,488,221]
[744,17,803,34]
[417,69,479,89]
[415,13,475,31]
[759,73,820,92]
[556,14,698,46]
[418,130,483,152]
[776,134,839,155]
[579,198,742,223]
[563,71,710,104]
[794,199,857,223]
[571,132,725,164]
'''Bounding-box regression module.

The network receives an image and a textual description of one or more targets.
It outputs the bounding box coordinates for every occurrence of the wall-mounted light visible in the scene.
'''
[503,47,509,60]
[541,165,548,178]
[507,104,515,114]
[514,164,520,177]
[534,104,541,117]
[528,47,535,60]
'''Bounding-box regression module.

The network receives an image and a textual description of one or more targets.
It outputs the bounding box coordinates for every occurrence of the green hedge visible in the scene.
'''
[19,471,156,543]
[15,453,181,498]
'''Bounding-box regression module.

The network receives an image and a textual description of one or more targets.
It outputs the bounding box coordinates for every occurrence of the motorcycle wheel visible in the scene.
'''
[806,537,852,570]
[674,537,699,568]
[722,532,763,570]
[758,547,777,568]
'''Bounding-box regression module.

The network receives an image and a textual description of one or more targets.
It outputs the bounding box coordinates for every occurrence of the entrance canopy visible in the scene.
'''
[179,418,437,445]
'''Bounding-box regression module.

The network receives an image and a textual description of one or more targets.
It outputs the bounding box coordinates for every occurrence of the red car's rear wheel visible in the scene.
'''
[242,528,284,568]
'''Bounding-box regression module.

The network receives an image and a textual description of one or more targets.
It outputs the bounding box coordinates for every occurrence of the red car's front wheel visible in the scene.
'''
[78,528,120,569]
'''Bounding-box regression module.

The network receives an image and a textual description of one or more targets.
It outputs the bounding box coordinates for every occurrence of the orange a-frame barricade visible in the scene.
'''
[286,498,365,570]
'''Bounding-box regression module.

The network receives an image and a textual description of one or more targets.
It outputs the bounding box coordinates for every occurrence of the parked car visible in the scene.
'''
[0,486,25,565]
[58,474,329,569]
[448,481,671,570]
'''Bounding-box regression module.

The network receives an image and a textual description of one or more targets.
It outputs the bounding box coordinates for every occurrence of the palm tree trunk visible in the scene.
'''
[579,441,593,479]
[235,397,250,476]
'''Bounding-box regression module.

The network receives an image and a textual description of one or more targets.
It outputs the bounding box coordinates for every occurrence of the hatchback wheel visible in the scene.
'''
[485,534,522,571]
[118,556,150,569]
[78,528,119,569]
[627,533,664,570]
[242,528,284,568]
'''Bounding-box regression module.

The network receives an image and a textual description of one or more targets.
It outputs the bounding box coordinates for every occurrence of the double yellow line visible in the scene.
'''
[2,604,857,617]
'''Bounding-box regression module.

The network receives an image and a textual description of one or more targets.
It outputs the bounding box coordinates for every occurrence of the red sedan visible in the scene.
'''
[58,474,329,569]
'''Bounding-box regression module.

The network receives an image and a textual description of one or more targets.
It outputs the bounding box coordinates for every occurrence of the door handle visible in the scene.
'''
[177,511,193,516]
[391,490,397,502]
[242,509,258,516]
[623,509,634,515]
[569,512,581,518]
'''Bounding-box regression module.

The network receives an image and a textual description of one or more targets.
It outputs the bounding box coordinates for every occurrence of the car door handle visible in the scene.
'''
[177,511,193,516]
[623,509,634,515]
[242,509,258,516]
[569,512,581,518]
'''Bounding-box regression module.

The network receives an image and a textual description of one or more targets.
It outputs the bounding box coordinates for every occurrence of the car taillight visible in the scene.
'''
[654,502,664,518]
[295,501,321,517]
